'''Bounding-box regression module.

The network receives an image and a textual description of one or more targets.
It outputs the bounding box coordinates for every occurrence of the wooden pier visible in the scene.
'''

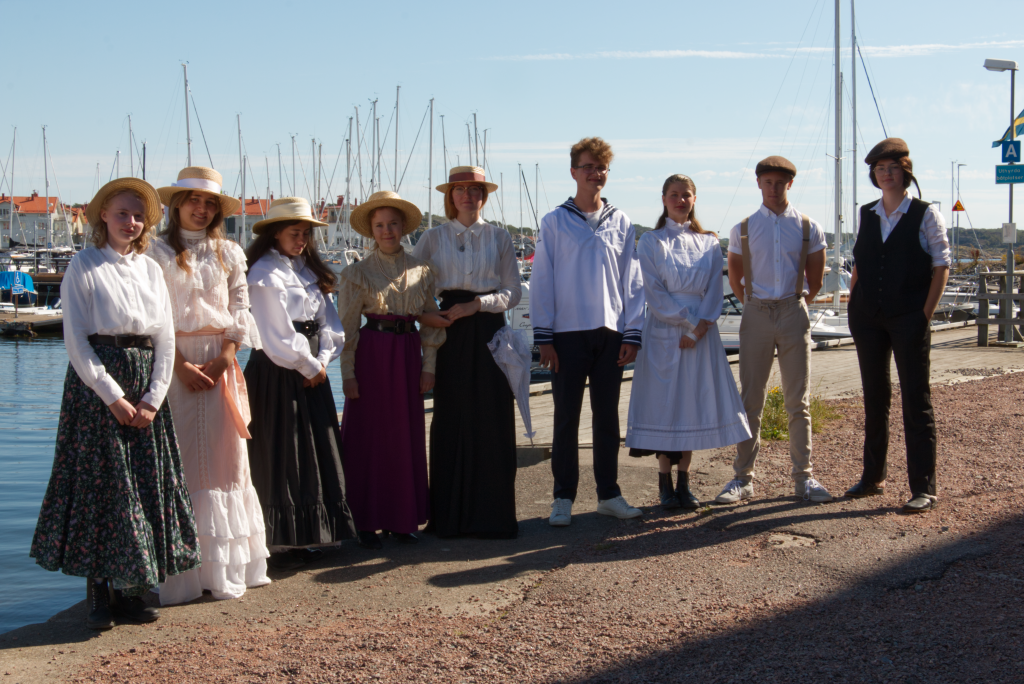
[0,310,63,333]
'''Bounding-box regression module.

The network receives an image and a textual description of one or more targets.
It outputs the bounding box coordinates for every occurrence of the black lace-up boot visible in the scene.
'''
[112,589,160,623]
[659,472,681,509]
[86,578,113,630]
[676,472,701,510]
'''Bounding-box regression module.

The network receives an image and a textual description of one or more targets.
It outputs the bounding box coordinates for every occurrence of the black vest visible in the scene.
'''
[851,198,933,318]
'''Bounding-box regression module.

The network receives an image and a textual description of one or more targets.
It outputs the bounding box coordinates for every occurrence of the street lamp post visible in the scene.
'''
[984,58,1019,343]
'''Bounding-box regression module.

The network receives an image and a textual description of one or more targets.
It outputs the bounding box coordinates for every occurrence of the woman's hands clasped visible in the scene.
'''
[108,397,158,429]
[679,320,714,349]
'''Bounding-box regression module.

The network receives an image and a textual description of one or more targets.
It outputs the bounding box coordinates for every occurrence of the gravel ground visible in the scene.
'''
[13,372,1024,683]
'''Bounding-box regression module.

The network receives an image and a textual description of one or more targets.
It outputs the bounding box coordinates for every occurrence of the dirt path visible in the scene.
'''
[2,372,1023,683]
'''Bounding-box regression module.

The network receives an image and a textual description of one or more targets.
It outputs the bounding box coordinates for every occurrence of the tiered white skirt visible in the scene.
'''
[158,331,271,605]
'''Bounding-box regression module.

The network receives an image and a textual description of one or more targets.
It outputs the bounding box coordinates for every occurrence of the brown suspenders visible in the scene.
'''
[740,213,811,300]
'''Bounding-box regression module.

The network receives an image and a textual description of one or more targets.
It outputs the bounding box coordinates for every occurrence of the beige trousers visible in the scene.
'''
[734,296,813,484]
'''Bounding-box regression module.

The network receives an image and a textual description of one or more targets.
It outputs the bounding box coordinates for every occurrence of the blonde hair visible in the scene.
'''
[160,190,228,274]
[655,175,711,234]
[570,137,614,167]
[444,185,489,220]
[90,189,154,254]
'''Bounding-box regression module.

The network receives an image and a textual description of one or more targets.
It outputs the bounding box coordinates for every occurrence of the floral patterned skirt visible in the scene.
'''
[30,345,200,594]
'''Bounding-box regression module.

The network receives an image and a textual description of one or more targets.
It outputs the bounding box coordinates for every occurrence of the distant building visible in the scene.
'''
[0,192,83,249]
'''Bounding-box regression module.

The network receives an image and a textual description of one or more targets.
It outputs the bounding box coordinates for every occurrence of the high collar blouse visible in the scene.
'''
[60,244,176,409]
[246,248,344,379]
[148,231,260,348]
[637,219,724,332]
[411,217,522,313]
[336,248,445,381]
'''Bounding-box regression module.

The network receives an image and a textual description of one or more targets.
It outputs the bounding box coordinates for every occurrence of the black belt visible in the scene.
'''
[88,334,153,349]
[363,318,415,335]
[292,320,320,337]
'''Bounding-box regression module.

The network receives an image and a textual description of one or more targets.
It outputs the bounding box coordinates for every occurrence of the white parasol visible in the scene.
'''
[487,325,536,444]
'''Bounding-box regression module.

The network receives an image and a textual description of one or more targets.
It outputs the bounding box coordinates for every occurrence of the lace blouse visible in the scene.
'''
[149,231,260,349]
[336,249,446,381]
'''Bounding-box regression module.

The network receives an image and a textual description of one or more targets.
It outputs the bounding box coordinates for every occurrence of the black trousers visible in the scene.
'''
[551,328,625,502]
[848,304,937,497]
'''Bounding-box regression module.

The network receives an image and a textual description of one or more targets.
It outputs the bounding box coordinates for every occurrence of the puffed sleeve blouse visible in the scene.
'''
[60,244,176,409]
[637,218,724,333]
[336,249,445,381]
[148,231,260,348]
[412,217,522,313]
[247,248,344,379]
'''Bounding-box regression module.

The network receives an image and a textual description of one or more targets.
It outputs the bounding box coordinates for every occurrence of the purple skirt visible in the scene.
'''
[339,314,429,534]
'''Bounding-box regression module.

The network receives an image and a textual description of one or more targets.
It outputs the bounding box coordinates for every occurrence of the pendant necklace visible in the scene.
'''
[375,249,409,294]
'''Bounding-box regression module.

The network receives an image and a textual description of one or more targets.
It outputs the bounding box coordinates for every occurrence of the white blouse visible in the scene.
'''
[149,231,260,348]
[247,248,344,379]
[412,217,522,313]
[638,219,724,332]
[60,245,176,409]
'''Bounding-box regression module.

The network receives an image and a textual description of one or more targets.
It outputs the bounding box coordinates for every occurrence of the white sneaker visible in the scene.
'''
[549,498,573,526]
[796,477,833,502]
[714,479,754,504]
[596,495,642,519]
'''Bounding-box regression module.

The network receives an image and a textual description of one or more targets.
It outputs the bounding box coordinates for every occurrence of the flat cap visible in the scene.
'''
[864,137,909,165]
[755,155,797,178]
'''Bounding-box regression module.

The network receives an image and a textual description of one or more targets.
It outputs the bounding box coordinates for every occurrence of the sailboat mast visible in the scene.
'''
[833,0,842,307]
[128,115,134,177]
[43,125,52,267]
[345,117,352,243]
[355,107,364,199]
[428,98,434,232]
[183,64,192,166]
[466,124,472,167]
[291,135,296,198]
[142,141,146,180]
[238,114,244,245]
[394,86,400,192]
[8,127,15,250]
[851,0,857,236]
[473,113,479,166]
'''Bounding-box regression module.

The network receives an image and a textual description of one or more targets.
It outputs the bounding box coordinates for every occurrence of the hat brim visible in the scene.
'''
[86,178,164,230]
[350,197,422,238]
[251,215,329,236]
[435,181,498,194]
[157,186,242,217]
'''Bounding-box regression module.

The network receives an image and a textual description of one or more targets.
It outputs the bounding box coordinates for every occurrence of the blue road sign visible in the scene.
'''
[996,164,1024,184]
[1002,140,1022,163]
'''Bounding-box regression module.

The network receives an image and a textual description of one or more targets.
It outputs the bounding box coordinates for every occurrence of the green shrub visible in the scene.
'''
[758,385,842,441]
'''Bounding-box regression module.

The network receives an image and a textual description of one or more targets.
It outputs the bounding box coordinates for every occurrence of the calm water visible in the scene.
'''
[0,336,347,634]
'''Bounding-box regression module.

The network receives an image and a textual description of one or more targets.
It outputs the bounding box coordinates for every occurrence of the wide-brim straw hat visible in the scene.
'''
[157,166,242,216]
[251,197,328,235]
[85,178,164,230]
[350,191,422,238]
[435,166,498,194]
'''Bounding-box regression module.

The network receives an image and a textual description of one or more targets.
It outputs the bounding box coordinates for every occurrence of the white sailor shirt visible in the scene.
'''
[529,197,645,346]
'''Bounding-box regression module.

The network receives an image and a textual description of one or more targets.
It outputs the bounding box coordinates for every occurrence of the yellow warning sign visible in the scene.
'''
[952,200,965,212]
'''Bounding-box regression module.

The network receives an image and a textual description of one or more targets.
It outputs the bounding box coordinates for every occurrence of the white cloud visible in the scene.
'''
[491,39,1024,63]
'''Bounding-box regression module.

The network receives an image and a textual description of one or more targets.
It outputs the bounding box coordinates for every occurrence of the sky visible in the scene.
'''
[1,0,1022,238]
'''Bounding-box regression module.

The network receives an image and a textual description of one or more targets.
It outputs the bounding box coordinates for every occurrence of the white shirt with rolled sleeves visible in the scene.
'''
[529,197,645,346]
[727,203,827,300]
[60,245,176,409]
[865,193,951,268]
[412,217,522,313]
[247,248,344,379]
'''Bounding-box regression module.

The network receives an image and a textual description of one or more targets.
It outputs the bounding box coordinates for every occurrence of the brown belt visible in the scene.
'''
[88,334,153,349]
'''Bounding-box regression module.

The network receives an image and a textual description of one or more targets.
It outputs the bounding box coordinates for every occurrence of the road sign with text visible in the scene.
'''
[996,165,1024,184]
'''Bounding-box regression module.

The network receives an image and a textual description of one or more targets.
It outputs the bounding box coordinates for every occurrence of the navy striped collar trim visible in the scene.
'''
[559,197,617,227]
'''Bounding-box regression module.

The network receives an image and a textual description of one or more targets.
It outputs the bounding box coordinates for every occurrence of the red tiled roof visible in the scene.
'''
[0,194,60,214]
[234,198,272,217]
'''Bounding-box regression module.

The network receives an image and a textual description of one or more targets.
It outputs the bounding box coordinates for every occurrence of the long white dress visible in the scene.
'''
[149,231,271,604]
[625,219,751,451]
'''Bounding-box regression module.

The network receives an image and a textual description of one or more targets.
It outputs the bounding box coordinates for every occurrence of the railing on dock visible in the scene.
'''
[976,270,1023,346]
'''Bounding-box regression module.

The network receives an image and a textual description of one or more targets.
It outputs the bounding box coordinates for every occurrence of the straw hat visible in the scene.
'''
[85,178,163,230]
[157,166,242,216]
[251,197,329,235]
[350,191,422,238]
[435,166,498,194]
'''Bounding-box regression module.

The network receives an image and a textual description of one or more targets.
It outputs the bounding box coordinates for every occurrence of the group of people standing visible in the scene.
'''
[29,133,948,632]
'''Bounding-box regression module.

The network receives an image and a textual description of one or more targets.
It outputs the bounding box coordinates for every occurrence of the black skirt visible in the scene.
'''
[430,290,518,539]
[628,448,686,465]
[244,349,356,547]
